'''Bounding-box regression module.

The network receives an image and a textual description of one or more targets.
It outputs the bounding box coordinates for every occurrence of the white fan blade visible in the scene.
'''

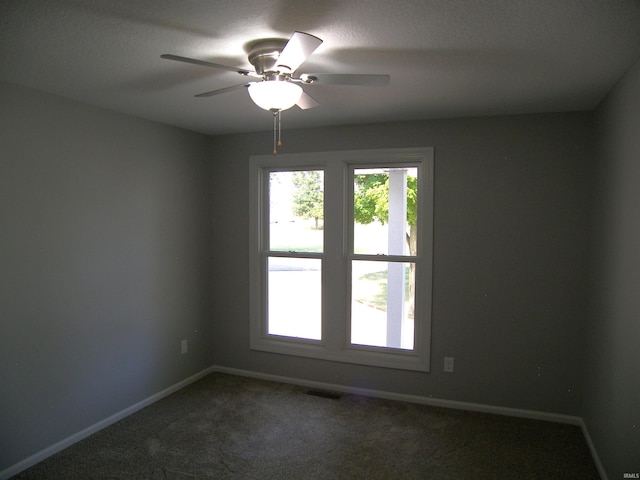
[296,91,319,109]
[161,54,255,76]
[304,73,390,86]
[194,83,250,97]
[276,32,323,73]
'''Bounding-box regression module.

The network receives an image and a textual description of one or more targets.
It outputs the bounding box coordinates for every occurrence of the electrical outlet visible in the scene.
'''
[444,356,454,373]
[181,339,188,354]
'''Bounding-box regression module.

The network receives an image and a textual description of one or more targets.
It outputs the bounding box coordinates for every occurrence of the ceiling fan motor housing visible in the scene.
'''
[248,40,288,75]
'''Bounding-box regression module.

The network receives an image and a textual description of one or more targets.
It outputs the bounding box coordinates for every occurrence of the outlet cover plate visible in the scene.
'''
[444,356,454,372]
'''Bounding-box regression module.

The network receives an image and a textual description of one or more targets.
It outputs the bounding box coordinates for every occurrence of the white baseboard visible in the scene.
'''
[0,365,216,480]
[211,365,583,425]
[579,418,608,480]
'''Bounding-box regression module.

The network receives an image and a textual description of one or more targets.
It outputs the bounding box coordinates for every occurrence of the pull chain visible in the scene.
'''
[272,110,278,156]
[277,110,282,149]
[272,109,284,156]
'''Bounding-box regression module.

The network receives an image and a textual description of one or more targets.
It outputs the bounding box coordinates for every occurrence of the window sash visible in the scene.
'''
[349,258,416,350]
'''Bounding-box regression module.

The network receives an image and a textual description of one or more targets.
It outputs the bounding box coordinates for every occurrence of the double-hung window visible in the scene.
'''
[249,147,434,371]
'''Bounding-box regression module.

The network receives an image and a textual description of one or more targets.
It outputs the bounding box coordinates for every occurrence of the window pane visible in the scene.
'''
[270,170,323,253]
[353,167,417,256]
[268,257,321,340]
[351,260,414,350]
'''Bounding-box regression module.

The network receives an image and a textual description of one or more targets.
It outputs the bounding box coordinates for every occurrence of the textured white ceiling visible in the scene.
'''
[1,0,639,135]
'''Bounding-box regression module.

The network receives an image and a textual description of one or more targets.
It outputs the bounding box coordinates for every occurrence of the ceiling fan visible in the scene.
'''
[161,31,390,154]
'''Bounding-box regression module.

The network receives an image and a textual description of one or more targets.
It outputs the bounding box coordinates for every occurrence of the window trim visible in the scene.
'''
[249,147,434,371]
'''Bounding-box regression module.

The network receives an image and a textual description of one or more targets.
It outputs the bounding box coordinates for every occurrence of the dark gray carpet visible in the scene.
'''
[12,373,600,479]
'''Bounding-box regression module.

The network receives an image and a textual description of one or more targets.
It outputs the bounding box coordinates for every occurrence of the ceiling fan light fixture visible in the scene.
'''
[248,80,302,111]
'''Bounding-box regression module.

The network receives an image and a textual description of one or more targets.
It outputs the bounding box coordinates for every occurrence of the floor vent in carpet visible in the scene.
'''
[307,389,342,400]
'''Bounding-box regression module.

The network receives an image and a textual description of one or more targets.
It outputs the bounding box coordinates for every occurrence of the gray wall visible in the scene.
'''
[587,58,640,478]
[0,82,214,470]
[211,112,593,416]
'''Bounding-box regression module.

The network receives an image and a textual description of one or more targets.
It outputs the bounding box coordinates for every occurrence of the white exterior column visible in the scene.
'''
[386,169,407,348]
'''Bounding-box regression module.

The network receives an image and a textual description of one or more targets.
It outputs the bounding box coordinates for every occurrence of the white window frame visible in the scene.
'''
[249,147,434,371]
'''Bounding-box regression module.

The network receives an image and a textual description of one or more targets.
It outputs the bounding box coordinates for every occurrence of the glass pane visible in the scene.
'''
[351,260,414,350]
[270,170,323,253]
[353,167,417,256]
[268,257,321,340]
